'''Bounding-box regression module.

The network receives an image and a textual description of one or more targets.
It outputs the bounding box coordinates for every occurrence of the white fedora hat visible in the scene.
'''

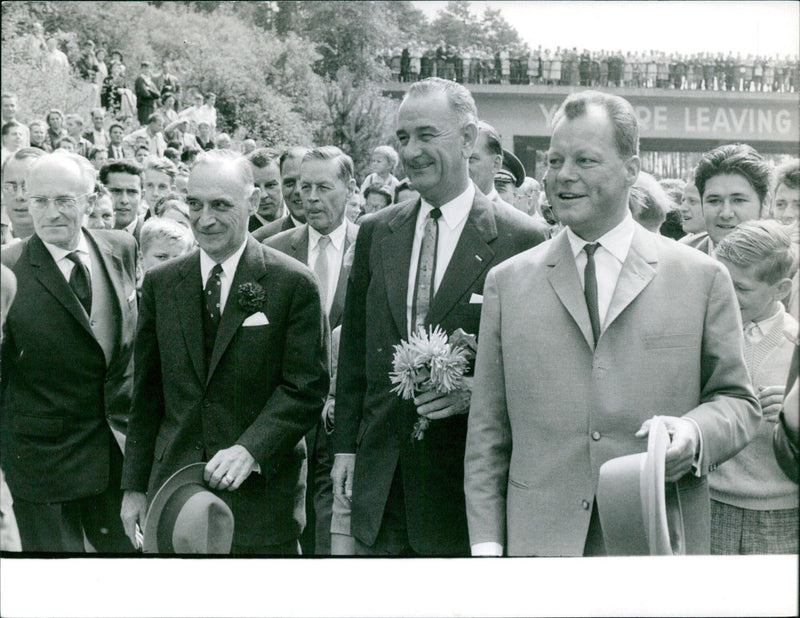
[597,416,709,555]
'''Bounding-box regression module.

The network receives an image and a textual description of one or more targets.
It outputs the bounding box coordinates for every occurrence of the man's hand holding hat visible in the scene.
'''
[636,416,700,482]
[204,444,257,491]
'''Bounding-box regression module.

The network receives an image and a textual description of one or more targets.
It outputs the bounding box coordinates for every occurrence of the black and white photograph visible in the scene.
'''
[0,1,798,616]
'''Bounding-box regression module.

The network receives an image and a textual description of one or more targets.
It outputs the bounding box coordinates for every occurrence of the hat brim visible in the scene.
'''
[501,150,526,188]
[598,417,682,555]
[143,462,207,554]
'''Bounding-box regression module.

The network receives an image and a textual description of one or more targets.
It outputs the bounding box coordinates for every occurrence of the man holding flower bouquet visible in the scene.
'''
[331,78,547,556]
[120,150,329,554]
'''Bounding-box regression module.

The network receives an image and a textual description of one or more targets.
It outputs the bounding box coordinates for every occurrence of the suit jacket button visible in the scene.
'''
[581,499,590,510]
[591,431,601,441]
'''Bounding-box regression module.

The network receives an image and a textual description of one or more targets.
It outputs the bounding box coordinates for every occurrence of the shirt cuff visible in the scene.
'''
[471,542,503,556]
[684,416,704,477]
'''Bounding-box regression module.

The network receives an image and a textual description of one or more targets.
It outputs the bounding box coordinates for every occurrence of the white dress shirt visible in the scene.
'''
[42,232,92,284]
[199,239,248,315]
[308,219,347,315]
[485,187,500,203]
[565,211,635,328]
[743,305,784,346]
[406,183,474,336]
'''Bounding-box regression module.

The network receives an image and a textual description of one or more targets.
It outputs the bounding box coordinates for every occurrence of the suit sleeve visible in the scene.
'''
[464,267,512,548]
[120,270,165,491]
[684,262,761,474]
[236,269,329,475]
[330,219,374,454]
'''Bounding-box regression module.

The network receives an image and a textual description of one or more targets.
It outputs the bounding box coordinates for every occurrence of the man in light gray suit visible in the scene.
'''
[465,90,761,557]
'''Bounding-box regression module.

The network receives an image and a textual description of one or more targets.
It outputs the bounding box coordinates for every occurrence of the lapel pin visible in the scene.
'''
[475,255,483,262]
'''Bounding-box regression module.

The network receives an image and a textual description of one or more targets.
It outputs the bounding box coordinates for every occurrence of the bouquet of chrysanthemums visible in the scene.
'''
[389,326,477,441]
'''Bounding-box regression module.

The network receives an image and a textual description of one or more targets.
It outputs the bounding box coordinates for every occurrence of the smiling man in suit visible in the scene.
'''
[331,78,546,556]
[1,151,138,552]
[266,145,358,555]
[120,149,329,555]
[464,90,761,556]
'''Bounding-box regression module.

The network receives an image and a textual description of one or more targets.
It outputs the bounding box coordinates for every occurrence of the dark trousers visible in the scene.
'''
[12,442,132,553]
[582,500,607,557]
[354,465,419,557]
[232,538,300,556]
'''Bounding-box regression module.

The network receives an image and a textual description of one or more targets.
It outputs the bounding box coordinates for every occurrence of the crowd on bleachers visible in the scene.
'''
[381,44,799,91]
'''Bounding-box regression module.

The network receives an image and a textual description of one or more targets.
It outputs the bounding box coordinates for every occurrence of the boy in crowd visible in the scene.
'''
[711,220,798,554]
[359,145,400,196]
[137,216,193,280]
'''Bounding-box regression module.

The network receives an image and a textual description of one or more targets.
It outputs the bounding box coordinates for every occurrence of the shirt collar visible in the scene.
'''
[289,214,303,228]
[41,230,90,264]
[309,218,347,252]
[744,303,784,338]
[420,182,475,231]
[486,187,499,203]
[200,238,248,285]
[566,211,636,264]
[124,217,139,236]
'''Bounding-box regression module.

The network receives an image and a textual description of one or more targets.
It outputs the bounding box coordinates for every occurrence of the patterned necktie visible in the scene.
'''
[202,263,223,366]
[583,243,601,345]
[66,251,92,315]
[412,207,442,332]
[314,235,331,309]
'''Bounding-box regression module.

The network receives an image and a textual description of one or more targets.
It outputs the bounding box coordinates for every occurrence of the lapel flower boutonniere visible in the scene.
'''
[237,282,266,315]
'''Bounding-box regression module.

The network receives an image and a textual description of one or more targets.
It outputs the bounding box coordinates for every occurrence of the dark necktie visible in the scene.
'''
[583,243,601,345]
[202,263,223,366]
[412,207,441,332]
[66,251,92,315]
[314,235,330,309]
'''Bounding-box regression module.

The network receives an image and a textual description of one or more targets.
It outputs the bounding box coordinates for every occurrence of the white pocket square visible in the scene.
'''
[242,312,269,327]
[127,289,137,303]
[469,293,483,305]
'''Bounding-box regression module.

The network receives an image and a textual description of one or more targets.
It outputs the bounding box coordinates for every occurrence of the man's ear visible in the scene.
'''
[624,155,640,187]
[247,187,260,215]
[492,153,503,175]
[85,193,96,216]
[462,121,478,159]
[760,194,773,219]
[347,178,357,197]
[774,277,793,303]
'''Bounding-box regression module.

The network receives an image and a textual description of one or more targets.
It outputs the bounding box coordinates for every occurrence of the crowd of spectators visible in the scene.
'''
[380,44,800,92]
[1,37,798,567]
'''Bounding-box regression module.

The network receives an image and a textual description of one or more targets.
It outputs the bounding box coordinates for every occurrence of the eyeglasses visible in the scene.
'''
[28,192,94,213]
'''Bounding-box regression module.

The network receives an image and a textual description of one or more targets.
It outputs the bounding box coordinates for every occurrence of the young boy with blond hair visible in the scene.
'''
[711,219,798,554]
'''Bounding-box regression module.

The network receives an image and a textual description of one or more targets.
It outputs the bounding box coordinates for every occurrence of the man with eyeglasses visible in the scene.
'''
[1,148,43,246]
[1,151,138,552]
[100,159,145,243]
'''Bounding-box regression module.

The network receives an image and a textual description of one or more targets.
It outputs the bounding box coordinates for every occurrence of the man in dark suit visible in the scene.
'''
[101,159,145,244]
[247,148,284,233]
[1,151,138,552]
[467,120,516,210]
[134,61,161,127]
[251,147,308,243]
[107,124,126,160]
[331,78,547,556]
[120,150,329,555]
[266,145,359,554]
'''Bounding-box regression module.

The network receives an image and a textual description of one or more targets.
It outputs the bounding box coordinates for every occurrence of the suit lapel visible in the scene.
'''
[329,220,358,328]
[381,200,419,338]
[427,194,496,326]
[87,230,126,323]
[28,235,93,337]
[604,225,658,329]
[290,224,309,264]
[546,231,595,351]
[206,237,267,384]
[174,250,206,384]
